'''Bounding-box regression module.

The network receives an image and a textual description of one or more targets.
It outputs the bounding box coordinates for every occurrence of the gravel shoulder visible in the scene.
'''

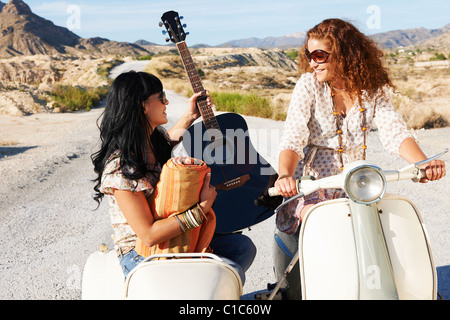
[0,62,448,300]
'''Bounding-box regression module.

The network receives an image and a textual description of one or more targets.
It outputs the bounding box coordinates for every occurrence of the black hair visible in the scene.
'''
[91,71,172,205]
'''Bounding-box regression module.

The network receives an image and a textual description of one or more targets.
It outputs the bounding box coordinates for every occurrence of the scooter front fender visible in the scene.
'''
[299,198,359,300]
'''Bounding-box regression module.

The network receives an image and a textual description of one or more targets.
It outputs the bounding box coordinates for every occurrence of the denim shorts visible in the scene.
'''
[119,249,145,278]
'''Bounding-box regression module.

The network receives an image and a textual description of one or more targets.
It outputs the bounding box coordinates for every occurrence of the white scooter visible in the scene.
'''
[266,149,447,300]
[82,250,242,300]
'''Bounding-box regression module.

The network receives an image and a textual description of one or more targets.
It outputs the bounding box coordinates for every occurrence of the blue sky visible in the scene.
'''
[23,0,450,46]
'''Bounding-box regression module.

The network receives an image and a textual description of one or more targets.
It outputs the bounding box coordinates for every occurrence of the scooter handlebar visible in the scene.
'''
[269,149,447,197]
[268,180,300,197]
[268,186,281,197]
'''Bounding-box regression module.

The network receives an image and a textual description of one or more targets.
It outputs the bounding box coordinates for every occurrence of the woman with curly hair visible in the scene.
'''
[274,19,446,234]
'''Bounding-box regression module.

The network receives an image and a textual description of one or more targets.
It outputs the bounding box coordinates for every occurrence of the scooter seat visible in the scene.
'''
[125,253,243,300]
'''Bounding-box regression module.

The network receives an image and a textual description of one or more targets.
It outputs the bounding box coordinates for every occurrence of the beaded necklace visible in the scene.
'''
[331,88,368,170]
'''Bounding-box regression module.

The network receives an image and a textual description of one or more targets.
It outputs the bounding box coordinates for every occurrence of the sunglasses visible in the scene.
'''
[146,91,168,104]
[305,48,330,64]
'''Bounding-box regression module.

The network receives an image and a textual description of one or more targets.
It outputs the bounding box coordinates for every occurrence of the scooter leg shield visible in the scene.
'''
[299,199,359,300]
[298,197,437,300]
[377,195,437,300]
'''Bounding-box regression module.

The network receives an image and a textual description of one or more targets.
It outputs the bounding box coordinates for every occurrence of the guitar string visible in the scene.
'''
[176,42,235,181]
[169,22,234,181]
[178,45,233,177]
[177,45,234,179]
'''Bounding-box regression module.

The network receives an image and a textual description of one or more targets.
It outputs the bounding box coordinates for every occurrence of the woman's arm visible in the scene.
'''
[275,149,300,197]
[399,137,446,182]
[113,189,181,247]
[167,91,212,143]
[274,76,314,197]
[113,172,217,248]
[372,91,446,182]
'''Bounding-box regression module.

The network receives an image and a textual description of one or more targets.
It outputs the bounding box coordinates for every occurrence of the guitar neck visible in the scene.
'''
[176,41,220,131]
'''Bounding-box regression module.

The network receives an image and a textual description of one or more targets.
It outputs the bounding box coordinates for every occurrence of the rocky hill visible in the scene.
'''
[217,24,450,50]
[0,0,149,58]
[0,53,122,115]
[0,0,79,57]
[371,24,450,49]
[410,30,450,51]
[0,0,156,116]
[220,32,306,49]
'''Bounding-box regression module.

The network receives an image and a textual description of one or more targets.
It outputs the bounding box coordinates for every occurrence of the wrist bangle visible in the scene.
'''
[196,203,208,220]
[185,210,197,229]
[175,215,186,233]
[277,174,291,181]
[177,205,205,232]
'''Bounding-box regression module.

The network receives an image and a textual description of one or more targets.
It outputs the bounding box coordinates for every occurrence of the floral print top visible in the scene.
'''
[100,150,161,254]
[279,72,413,181]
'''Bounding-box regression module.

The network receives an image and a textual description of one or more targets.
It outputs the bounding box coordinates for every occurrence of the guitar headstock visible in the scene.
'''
[159,11,189,44]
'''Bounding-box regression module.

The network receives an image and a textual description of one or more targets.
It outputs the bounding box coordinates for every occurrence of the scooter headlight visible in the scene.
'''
[344,165,386,204]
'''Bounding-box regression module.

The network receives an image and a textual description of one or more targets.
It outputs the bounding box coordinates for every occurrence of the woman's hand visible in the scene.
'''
[199,173,217,212]
[168,91,213,143]
[399,138,446,183]
[274,175,298,198]
[187,90,212,121]
[419,159,446,183]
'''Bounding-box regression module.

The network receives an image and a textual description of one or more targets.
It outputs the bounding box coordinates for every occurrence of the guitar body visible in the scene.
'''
[160,10,282,233]
[180,113,279,233]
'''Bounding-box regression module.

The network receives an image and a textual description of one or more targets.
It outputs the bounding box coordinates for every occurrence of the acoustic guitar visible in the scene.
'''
[160,11,282,233]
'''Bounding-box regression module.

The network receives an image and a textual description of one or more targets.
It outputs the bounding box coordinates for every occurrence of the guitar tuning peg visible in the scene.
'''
[165,38,170,42]
[186,32,190,36]
[162,30,167,35]
[180,16,184,20]
[183,24,187,28]
[159,22,163,27]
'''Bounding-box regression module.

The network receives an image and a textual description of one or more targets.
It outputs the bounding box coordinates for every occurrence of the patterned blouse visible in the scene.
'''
[276,72,414,234]
[100,150,162,255]
[279,72,413,180]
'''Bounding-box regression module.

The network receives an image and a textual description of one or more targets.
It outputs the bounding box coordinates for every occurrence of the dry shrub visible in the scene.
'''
[0,139,19,146]
[391,64,450,129]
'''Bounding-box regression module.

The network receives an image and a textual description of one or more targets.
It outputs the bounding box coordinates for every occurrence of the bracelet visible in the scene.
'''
[185,210,198,229]
[277,174,291,181]
[175,215,186,233]
[176,205,204,232]
[196,203,208,220]
[191,208,203,225]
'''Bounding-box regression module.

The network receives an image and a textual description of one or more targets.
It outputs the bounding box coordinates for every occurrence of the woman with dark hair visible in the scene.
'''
[274,19,446,234]
[91,71,256,280]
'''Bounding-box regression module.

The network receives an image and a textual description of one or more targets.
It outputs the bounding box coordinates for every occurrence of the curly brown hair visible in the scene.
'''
[298,18,395,101]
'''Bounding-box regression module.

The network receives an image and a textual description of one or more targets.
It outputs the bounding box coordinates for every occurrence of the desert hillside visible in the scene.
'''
[144,44,450,129]
[0,0,448,130]
[0,0,150,58]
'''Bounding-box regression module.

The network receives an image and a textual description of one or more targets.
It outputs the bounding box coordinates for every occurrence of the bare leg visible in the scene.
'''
[300,204,314,222]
